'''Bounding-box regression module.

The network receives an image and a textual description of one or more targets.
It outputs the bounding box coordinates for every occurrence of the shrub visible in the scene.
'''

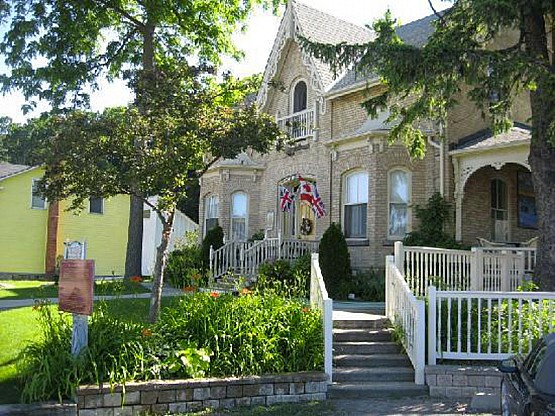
[165,243,204,289]
[337,269,385,301]
[403,192,462,249]
[201,226,224,269]
[318,223,351,297]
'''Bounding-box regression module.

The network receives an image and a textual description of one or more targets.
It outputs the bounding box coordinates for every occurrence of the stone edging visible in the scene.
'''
[426,365,502,399]
[77,371,328,415]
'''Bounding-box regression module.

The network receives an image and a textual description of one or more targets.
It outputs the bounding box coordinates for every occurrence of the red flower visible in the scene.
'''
[130,275,143,283]
[210,291,220,298]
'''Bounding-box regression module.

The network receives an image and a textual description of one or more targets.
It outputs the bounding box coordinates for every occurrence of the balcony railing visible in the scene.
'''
[276,108,315,141]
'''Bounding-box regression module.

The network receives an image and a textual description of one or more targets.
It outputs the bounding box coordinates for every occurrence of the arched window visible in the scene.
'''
[204,195,219,236]
[388,169,411,239]
[293,80,307,113]
[343,171,368,238]
[231,192,248,241]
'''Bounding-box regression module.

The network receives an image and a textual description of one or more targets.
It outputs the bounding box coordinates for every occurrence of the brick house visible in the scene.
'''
[200,1,537,270]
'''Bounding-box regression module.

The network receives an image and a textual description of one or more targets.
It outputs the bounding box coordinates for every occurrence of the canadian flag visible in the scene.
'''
[298,177,314,204]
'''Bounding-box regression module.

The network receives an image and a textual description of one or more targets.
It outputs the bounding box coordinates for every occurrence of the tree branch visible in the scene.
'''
[426,0,446,25]
[95,0,145,30]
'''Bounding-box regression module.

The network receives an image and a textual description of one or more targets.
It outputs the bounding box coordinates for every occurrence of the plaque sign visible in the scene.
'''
[59,260,94,316]
[64,241,86,260]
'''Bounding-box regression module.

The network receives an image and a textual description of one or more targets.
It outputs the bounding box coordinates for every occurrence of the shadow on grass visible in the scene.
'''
[0,377,22,405]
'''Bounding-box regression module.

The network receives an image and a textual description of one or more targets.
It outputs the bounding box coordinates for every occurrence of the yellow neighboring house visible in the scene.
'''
[0,163,129,277]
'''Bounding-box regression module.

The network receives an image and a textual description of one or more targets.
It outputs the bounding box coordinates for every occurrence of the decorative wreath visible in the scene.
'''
[300,217,313,235]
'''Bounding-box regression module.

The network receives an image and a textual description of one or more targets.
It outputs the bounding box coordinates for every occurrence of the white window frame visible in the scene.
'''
[31,178,47,210]
[230,191,248,241]
[342,170,368,239]
[388,168,412,240]
[204,194,219,236]
[89,197,104,215]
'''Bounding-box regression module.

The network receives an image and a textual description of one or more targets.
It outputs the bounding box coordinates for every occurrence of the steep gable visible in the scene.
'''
[257,1,373,109]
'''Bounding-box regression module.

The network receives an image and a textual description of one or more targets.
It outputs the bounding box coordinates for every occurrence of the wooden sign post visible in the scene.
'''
[59,246,94,357]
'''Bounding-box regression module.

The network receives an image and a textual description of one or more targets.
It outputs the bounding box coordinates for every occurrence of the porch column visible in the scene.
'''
[455,191,463,242]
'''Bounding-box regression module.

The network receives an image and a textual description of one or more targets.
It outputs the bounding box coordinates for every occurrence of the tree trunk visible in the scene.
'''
[148,209,175,323]
[524,7,555,291]
[124,195,144,278]
[124,21,156,278]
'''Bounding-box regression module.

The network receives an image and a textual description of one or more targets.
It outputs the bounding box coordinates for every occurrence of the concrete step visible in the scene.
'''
[334,341,401,355]
[333,366,415,383]
[334,353,412,368]
[328,382,429,399]
[333,317,389,330]
[333,328,393,343]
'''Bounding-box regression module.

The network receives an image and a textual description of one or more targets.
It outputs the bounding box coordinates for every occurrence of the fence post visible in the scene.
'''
[385,256,394,319]
[324,298,333,384]
[278,231,282,260]
[394,241,404,273]
[501,250,509,292]
[428,285,437,365]
[470,247,479,291]
[415,299,426,384]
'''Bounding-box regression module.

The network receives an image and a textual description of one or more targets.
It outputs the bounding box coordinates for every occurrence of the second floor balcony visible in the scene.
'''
[276,108,316,142]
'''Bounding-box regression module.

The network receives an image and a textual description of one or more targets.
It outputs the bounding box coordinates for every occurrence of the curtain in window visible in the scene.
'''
[205,195,219,234]
[389,170,410,237]
[231,192,248,241]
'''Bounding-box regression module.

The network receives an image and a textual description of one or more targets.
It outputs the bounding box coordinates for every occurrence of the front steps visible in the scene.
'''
[329,307,429,399]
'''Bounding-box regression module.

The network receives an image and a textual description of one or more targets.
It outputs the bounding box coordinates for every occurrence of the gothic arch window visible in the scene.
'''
[292,80,307,113]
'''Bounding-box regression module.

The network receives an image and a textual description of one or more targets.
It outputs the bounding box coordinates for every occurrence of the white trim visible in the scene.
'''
[342,170,368,239]
[89,197,104,215]
[231,191,249,241]
[30,178,47,210]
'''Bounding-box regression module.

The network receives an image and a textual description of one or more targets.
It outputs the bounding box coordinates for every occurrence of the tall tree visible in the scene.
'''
[40,65,284,322]
[0,116,11,161]
[3,115,52,165]
[303,1,555,290]
[0,0,286,278]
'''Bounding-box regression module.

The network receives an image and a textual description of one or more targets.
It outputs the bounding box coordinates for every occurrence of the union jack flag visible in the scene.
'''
[311,183,326,218]
[279,185,295,212]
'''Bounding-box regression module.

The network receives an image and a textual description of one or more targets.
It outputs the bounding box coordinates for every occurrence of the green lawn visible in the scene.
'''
[0,297,181,404]
[0,279,149,300]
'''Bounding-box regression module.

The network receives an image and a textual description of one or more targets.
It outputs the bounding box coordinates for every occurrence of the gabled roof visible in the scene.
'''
[327,13,438,94]
[0,163,37,181]
[257,1,373,108]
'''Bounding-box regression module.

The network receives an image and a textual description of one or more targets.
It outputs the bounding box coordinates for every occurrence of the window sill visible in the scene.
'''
[346,239,369,247]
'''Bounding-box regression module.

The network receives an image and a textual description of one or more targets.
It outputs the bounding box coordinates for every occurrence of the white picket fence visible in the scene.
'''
[428,287,555,363]
[276,108,315,141]
[310,253,333,384]
[396,242,537,297]
[385,255,426,384]
[210,237,319,280]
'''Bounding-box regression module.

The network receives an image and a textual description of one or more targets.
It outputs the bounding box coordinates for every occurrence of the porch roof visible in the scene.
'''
[449,123,531,156]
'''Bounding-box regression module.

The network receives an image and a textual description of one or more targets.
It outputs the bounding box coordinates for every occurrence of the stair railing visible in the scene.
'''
[310,253,333,384]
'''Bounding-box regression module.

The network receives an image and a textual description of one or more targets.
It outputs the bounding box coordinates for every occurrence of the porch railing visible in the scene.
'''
[428,287,555,363]
[385,255,426,384]
[396,242,536,296]
[310,253,333,384]
[210,237,319,281]
[276,108,315,141]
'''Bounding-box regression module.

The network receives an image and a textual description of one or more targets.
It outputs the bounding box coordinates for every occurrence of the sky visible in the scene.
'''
[0,0,449,124]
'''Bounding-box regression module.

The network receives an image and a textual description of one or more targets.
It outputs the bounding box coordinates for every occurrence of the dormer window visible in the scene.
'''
[293,80,307,113]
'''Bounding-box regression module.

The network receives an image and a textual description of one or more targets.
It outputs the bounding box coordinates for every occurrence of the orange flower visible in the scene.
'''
[141,328,152,337]
[183,286,196,293]
[302,307,310,313]
[209,291,220,298]
[130,275,143,283]
[241,288,252,295]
